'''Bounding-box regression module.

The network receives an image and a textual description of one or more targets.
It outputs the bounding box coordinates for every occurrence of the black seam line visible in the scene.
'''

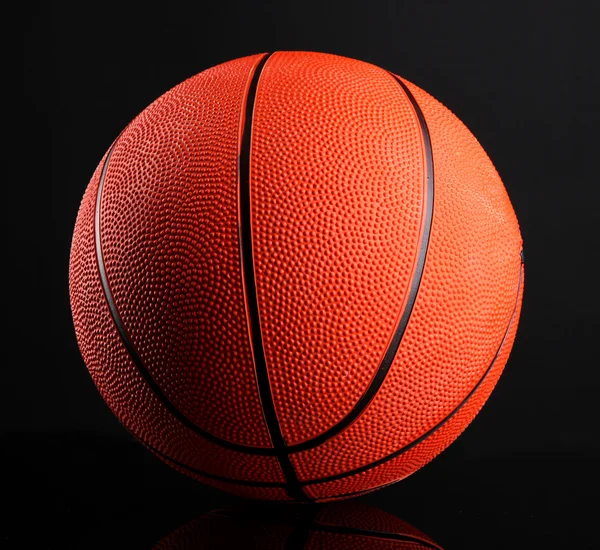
[315,477,401,501]
[285,71,435,456]
[301,263,523,486]
[238,52,310,502]
[308,524,443,549]
[140,438,286,488]
[94,144,277,456]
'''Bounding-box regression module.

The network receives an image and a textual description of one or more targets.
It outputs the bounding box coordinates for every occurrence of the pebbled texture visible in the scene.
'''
[69,100,284,487]
[70,51,523,501]
[290,74,523,483]
[306,270,523,501]
[251,52,425,446]
[96,54,271,448]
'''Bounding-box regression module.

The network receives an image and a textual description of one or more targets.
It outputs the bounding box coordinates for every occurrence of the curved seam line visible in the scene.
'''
[93,143,277,456]
[286,71,435,455]
[315,477,402,501]
[237,52,310,501]
[142,439,286,487]
[301,263,523,486]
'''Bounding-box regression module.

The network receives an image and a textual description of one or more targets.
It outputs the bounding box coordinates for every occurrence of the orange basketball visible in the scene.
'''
[70,51,523,502]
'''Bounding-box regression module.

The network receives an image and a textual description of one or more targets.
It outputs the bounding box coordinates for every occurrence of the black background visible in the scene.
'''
[13,1,599,548]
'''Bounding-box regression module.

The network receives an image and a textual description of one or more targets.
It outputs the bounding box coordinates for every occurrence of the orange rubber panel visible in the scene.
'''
[290,74,523,483]
[70,51,524,501]
[94,54,272,448]
[251,52,426,446]
[69,154,284,483]
[154,455,293,501]
[305,273,522,501]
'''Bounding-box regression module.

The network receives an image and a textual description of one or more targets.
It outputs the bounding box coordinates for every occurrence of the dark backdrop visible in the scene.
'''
[14,1,599,548]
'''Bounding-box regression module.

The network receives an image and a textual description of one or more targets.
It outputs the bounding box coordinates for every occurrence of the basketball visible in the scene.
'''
[69,51,523,502]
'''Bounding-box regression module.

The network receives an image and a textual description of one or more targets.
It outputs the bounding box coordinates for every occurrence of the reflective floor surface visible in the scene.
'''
[4,432,595,548]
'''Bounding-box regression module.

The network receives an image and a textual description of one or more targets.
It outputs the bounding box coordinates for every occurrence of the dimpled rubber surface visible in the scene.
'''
[97,54,271,448]
[306,270,523,500]
[251,52,425,446]
[290,75,523,484]
[69,153,285,491]
[70,51,523,501]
